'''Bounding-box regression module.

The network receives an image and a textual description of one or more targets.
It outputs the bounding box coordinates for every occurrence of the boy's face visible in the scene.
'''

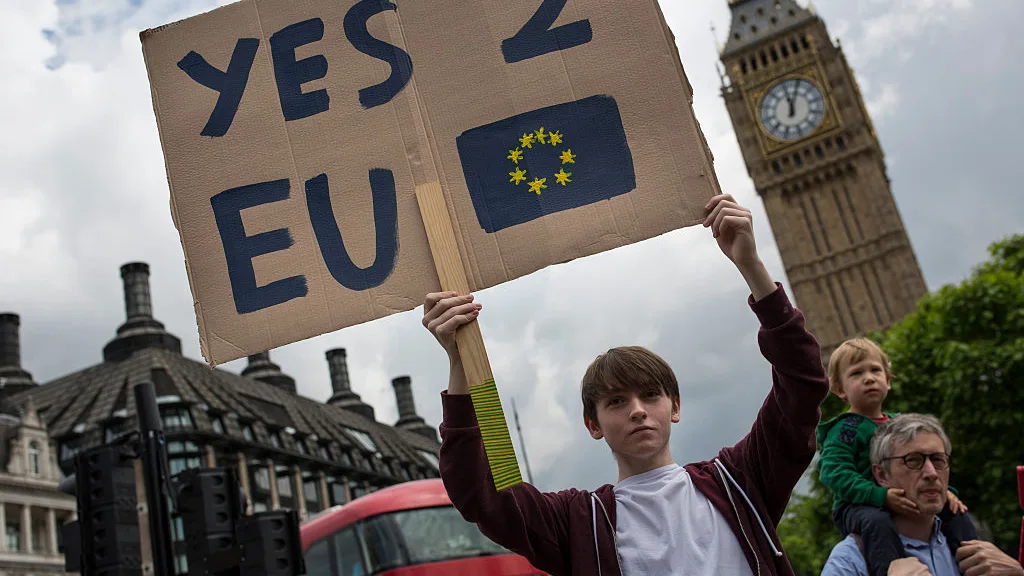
[837,353,890,411]
[584,385,680,460]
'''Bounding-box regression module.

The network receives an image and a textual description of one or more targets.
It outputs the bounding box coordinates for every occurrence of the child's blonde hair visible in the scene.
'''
[827,337,892,397]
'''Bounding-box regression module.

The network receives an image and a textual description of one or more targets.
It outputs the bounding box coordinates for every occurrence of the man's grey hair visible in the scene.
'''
[870,414,952,471]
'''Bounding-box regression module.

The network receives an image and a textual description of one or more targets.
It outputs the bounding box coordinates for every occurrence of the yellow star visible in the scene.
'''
[507,148,524,164]
[520,133,535,149]
[527,177,547,195]
[509,167,527,185]
[549,131,563,146]
[534,127,548,145]
[560,149,576,164]
[554,168,572,186]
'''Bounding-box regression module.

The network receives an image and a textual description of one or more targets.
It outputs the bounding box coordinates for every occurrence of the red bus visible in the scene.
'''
[300,478,546,575]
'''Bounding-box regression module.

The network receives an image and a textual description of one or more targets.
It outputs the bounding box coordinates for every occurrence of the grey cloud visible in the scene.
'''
[523,272,776,491]
[40,0,212,70]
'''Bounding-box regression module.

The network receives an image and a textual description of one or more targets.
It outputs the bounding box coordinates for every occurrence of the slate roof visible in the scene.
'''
[4,347,440,482]
[0,263,441,485]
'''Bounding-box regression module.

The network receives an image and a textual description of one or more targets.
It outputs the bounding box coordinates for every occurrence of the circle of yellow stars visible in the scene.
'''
[506,126,576,195]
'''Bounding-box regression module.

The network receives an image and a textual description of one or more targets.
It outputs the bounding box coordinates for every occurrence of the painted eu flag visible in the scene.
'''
[456,95,635,233]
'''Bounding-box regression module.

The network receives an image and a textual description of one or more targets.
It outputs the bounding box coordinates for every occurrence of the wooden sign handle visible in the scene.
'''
[415,181,523,491]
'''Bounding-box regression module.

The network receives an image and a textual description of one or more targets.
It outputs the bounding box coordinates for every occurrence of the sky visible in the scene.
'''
[1,0,1021,493]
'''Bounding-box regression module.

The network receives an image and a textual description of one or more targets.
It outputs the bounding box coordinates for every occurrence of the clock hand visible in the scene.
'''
[787,96,796,118]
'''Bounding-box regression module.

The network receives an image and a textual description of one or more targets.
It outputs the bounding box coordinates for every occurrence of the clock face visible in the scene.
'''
[759,78,825,141]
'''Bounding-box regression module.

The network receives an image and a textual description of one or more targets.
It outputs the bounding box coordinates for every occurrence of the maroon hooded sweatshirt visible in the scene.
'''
[438,285,829,575]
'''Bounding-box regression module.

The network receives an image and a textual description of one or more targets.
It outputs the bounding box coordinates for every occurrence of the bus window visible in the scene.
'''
[334,527,366,576]
[393,506,508,563]
[360,505,509,571]
[359,514,407,573]
[305,539,332,576]
[304,527,366,576]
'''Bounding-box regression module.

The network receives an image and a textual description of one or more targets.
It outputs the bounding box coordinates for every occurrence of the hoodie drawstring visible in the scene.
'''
[591,493,619,574]
[714,458,783,557]
[591,495,602,574]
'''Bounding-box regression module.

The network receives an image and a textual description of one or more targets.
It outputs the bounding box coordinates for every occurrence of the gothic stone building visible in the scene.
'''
[718,0,928,354]
[0,263,442,574]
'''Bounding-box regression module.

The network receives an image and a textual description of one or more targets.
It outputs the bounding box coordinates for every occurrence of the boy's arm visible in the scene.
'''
[438,390,573,576]
[719,280,831,524]
[422,293,573,574]
[704,194,830,524]
[818,426,889,508]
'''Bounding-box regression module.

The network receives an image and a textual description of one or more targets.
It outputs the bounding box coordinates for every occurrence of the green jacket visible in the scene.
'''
[816,412,898,510]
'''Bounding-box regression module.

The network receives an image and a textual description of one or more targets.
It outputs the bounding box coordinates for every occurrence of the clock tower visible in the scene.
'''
[718,0,928,355]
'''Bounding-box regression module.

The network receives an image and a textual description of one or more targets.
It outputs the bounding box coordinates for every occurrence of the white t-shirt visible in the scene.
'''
[613,463,755,576]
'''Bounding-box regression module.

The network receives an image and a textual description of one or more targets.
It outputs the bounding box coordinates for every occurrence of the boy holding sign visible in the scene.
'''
[422,194,830,575]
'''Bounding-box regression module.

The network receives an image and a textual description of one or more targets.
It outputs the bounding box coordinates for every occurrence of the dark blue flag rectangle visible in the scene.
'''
[456,95,636,233]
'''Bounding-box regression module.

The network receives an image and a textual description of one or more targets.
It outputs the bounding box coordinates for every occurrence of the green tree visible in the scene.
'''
[881,233,1024,552]
[778,234,1024,573]
[778,392,847,575]
[777,466,843,575]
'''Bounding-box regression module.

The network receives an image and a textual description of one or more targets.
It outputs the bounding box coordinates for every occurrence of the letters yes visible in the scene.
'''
[180,0,412,136]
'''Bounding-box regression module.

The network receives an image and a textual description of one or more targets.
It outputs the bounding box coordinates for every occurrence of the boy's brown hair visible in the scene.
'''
[827,337,893,396]
[581,346,680,423]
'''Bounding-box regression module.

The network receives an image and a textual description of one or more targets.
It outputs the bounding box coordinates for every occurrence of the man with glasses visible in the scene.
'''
[821,414,1023,575]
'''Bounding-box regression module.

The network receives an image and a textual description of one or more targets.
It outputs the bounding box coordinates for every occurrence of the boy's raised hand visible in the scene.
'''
[422,292,481,360]
[704,193,758,268]
[703,193,777,301]
[885,488,919,516]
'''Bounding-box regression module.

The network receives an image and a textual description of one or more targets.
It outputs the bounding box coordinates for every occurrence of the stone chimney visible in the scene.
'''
[392,376,418,424]
[122,262,154,320]
[325,348,375,421]
[392,376,437,442]
[0,313,37,396]
[327,348,351,394]
[103,262,182,362]
[0,314,21,368]
[242,351,297,394]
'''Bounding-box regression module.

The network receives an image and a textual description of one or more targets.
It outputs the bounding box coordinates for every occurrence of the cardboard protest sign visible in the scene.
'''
[142,0,720,489]
[141,0,720,367]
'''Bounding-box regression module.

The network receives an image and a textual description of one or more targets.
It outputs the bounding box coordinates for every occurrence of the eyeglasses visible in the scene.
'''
[881,452,952,471]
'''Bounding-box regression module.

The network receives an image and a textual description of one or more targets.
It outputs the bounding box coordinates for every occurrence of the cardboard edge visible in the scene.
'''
[194,301,215,368]
[138,13,220,367]
[139,0,247,41]
[649,0,723,202]
[206,320,252,367]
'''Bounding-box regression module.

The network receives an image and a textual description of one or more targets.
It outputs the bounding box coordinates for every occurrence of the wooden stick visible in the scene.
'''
[415,181,523,491]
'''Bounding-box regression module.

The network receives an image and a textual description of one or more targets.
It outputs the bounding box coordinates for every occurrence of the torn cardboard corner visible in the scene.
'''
[140,0,720,366]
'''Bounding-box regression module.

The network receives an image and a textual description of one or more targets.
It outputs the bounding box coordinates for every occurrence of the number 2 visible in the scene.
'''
[501,0,592,64]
